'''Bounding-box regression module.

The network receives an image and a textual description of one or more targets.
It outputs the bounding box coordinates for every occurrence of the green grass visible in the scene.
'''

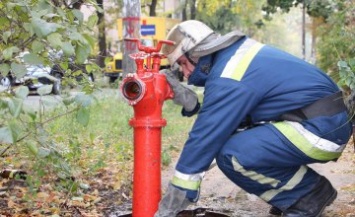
[10,87,196,184]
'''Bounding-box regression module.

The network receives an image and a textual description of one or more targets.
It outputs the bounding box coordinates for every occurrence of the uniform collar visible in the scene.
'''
[188,54,214,87]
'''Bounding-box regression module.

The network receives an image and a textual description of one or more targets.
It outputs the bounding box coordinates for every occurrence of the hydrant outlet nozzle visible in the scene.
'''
[121,76,146,105]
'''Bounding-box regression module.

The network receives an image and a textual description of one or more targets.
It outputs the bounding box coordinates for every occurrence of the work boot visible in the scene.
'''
[269,206,282,216]
[283,176,337,217]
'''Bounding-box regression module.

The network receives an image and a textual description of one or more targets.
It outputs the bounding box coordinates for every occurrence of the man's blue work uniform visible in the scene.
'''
[172,36,353,210]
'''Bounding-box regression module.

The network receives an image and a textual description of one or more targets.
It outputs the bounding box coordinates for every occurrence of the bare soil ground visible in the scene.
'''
[160,139,355,217]
[1,139,354,217]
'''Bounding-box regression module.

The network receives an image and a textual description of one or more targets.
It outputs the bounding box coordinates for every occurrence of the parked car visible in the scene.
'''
[50,61,95,83]
[0,52,95,95]
[0,59,62,95]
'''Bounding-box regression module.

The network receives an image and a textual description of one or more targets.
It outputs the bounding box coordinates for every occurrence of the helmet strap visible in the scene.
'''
[185,53,198,67]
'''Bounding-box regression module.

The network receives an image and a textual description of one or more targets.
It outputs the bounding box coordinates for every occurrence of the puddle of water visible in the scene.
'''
[107,201,132,217]
[107,195,270,217]
[177,208,230,217]
[109,208,230,217]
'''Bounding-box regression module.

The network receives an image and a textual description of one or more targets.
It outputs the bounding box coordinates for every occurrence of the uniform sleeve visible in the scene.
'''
[175,78,260,174]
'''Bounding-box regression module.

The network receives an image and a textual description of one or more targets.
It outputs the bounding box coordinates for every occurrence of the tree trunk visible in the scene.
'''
[190,0,196,19]
[310,17,324,64]
[96,0,107,68]
[182,0,188,21]
[302,0,306,60]
[149,0,157,16]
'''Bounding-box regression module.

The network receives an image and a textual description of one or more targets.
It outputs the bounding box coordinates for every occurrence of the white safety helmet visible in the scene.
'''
[162,20,215,65]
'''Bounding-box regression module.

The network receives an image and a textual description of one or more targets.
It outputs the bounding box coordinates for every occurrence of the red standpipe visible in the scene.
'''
[120,39,175,217]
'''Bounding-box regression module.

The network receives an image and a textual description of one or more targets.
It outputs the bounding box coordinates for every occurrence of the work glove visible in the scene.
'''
[154,183,198,217]
[160,69,200,117]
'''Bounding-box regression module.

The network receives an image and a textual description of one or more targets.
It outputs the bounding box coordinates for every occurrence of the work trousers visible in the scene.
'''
[215,123,331,210]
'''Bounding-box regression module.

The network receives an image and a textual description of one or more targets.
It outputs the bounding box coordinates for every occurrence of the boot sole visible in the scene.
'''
[282,188,337,217]
[315,189,337,217]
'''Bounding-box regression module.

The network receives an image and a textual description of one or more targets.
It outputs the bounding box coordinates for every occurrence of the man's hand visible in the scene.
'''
[154,184,197,217]
[161,69,200,116]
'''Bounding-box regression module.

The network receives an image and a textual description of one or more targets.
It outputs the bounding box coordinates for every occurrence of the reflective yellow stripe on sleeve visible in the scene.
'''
[171,176,201,190]
[171,170,204,190]
[231,43,264,81]
[221,38,264,81]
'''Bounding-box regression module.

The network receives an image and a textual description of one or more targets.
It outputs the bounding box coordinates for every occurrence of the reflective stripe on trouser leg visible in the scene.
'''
[231,156,281,188]
[258,165,307,202]
[272,121,346,161]
[216,124,321,210]
[232,157,308,202]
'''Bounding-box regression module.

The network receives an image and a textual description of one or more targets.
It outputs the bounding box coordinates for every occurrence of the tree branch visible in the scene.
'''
[0,107,79,157]
[0,144,12,157]
[0,132,31,157]
[41,107,79,125]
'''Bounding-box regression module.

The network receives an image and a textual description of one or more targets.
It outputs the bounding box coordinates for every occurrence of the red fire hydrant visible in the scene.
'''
[120,39,175,217]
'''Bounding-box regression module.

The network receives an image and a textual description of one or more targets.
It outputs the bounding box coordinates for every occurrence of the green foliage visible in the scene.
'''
[197,6,241,34]
[0,0,196,213]
[306,0,333,19]
[261,0,354,90]
[0,0,100,81]
[262,0,333,19]
[0,89,134,193]
[338,59,355,90]
[262,0,298,14]
[196,0,267,36]
[0,0,105,201]
[102,0,123,32]
[317,0,354,78]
